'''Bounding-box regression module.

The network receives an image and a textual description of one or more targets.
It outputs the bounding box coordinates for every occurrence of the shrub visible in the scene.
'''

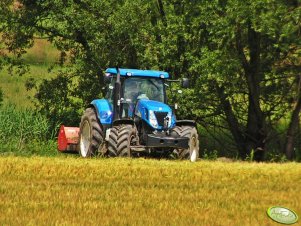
[0,104,58,156]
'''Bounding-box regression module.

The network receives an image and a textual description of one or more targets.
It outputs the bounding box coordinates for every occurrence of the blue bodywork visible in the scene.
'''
[91,99,113,125]
[91,68,175,130]
[135,100,176,130]
[106,68,169,79]
[91,99,176,130]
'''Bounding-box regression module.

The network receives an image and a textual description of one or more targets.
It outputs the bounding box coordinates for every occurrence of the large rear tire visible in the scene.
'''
[79,108,104,157]
[171,126,199,161]
[107,124,136,157]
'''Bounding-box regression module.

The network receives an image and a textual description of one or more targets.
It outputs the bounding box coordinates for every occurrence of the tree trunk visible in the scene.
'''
[244,25,266,161]
[235,24,266,160]
[216,85,246,158]
[284,77,301,160]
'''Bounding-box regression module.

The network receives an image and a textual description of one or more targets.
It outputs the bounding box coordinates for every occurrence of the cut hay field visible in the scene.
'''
[0,157,300,226]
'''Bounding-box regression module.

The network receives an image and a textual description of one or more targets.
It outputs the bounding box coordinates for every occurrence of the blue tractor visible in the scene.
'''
[61,68,199,161]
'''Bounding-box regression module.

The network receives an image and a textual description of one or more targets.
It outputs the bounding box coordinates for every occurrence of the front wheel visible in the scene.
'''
[171,126,199,162]
[107,124,137,157]
[79,108,104,157]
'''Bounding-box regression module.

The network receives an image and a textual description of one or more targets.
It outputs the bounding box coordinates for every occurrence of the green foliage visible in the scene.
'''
[1,0,300,160]
[202,149,218,161]
[0,104,57,156]
[245,150,255,162]
[0,88,3,106]
[266,150,288,163]
[34,72,84,128]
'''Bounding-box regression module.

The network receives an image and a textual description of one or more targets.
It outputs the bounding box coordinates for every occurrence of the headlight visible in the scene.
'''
[149,110,158,128]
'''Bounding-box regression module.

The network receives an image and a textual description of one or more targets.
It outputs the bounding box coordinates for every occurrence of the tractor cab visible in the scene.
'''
[104,68,169,120]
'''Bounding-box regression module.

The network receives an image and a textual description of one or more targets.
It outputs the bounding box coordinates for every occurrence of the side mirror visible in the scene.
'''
[181,78,190,88]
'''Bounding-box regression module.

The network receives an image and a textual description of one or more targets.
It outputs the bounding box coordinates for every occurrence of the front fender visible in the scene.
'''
[90,99,113,125]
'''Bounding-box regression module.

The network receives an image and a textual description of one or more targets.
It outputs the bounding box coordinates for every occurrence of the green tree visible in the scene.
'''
[1,0,300,160]
[145,0,301,160]
[0,0,143,125]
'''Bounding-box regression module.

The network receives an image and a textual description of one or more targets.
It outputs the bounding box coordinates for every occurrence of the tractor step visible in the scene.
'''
[130,146,146,152]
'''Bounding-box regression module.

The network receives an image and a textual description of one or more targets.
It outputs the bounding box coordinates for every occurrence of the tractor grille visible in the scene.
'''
[154,112,168,127]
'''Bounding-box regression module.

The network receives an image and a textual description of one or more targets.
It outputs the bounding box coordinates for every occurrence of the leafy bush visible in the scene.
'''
[34,73,85,130]
[265,150,288,163]
[0,104,58,156]
[202,149,218,160]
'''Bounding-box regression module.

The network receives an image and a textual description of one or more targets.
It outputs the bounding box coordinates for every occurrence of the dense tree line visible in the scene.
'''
[0,0,300,160]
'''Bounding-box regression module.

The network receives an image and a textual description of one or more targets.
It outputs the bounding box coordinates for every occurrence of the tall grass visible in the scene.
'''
[0,104,57,156]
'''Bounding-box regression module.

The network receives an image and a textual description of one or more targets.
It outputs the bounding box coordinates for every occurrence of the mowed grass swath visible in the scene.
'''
[0,157,300,226]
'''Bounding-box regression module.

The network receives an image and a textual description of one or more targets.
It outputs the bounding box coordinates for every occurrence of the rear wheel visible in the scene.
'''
[171,126,199,161]
[107,124,137,157]
[79,108,104,157]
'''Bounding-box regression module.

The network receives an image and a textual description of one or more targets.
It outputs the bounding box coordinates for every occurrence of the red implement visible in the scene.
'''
[57,125,80,152]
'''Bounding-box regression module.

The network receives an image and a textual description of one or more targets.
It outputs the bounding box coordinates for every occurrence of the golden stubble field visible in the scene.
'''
[0,156,300,226]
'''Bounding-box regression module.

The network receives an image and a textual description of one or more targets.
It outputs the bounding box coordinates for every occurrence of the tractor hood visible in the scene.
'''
[137,99,171,112]
[135,100,176,130]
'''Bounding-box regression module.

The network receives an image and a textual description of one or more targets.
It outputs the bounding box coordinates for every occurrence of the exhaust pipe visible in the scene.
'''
[113,67,121,122]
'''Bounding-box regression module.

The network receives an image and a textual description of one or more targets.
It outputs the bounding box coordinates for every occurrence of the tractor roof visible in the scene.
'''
[105,68,169,79]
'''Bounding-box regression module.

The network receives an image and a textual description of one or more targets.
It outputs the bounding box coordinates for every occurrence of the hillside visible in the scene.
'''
[0,39,59,108]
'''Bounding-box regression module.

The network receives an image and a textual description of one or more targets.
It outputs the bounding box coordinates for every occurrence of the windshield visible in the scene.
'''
[123,77,165,103]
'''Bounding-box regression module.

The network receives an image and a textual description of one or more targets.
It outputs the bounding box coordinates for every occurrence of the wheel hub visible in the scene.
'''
[190,136,197,162]
[80,120,91,157]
